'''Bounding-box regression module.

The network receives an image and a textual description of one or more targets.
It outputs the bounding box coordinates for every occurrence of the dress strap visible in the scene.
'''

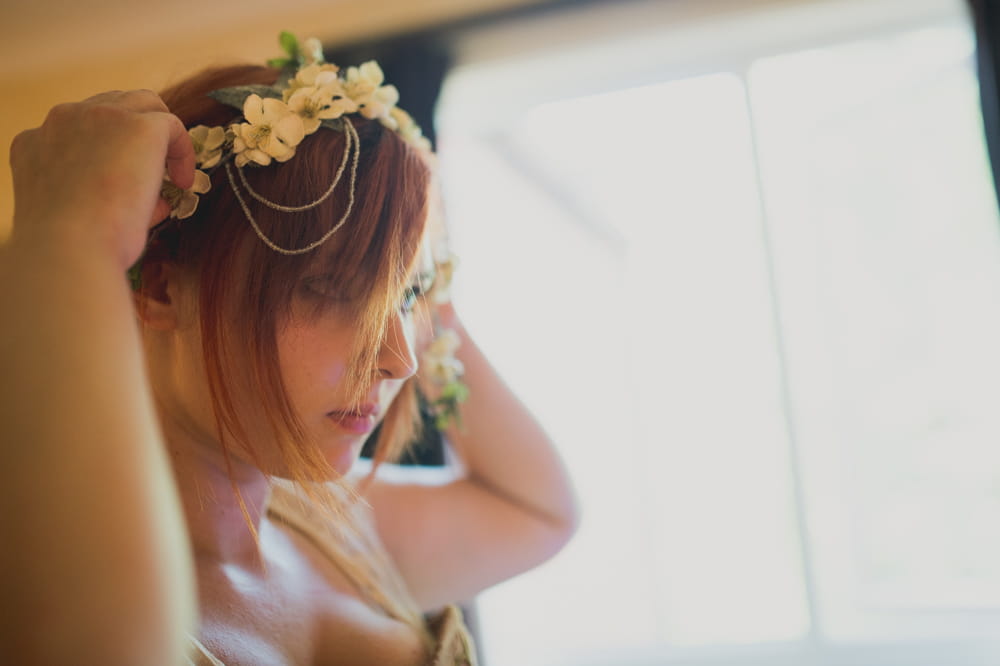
[265,479,427,630]
[185,634,226,666]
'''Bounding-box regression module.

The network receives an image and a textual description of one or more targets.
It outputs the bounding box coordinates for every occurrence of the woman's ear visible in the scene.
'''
[133,261,183,331]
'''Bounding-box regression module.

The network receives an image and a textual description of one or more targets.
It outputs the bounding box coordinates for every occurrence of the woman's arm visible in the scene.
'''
[362,303,580,611]
[0,91,197,664]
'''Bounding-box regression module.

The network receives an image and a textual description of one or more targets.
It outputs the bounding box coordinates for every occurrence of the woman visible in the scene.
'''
[1,37,578,665]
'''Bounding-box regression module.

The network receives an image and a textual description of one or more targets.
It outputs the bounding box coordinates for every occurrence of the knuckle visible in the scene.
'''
[134,111,166,135]
[87,102,128,125]
[82,90,123,105]
[9,128,32,156]
[127,88,168,108]
[45,101,75,123]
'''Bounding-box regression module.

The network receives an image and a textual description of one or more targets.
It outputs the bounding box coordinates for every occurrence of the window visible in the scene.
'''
[437,0,1000,663]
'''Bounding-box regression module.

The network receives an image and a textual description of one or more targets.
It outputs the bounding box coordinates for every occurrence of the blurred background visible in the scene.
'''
[6,0,1000,664]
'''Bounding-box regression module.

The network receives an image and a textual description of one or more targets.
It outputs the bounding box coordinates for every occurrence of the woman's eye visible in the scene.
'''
[400,284,422,314]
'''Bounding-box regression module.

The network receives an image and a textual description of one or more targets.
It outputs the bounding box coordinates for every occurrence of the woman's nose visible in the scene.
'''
[377,310,418,380]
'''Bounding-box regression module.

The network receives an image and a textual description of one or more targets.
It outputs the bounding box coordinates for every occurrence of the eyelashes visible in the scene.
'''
[400,269,435,315]
[400,284,421,314]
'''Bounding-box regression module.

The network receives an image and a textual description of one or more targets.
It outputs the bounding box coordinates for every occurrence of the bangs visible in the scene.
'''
[238,120,426,292]
[235,119,429,396]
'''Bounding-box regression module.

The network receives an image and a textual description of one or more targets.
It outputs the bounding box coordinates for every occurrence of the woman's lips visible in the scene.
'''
[326,406,378,434]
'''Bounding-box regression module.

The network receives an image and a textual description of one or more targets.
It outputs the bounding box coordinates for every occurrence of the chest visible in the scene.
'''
[195,594,427,665]
[193,522,428,665]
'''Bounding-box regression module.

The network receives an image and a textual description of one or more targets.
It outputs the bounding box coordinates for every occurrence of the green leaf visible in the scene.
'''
[126,263,142,291]
[279,31,299,58]
[267,56,293,69]
[274,66,297,89]
[318,117,346,132]
[207,84,282,112]
[440,381,469,402]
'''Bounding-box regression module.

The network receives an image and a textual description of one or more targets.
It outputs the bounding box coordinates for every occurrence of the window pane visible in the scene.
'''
[440,72,809,664]
[749,23,1000,640]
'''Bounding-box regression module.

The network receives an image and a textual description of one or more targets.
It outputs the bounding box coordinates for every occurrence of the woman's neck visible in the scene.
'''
[162,414,271,568]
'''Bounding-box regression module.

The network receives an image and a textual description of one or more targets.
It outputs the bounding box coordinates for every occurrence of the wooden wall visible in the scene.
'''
[0,0,550,238]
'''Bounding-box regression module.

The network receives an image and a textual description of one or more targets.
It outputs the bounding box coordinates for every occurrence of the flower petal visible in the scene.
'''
[189,125,209,145]
[191,170,212,194]
[359,60,384,85]
[300,116,321,135]
[172,192,199,219]
[248,149,272,166]
[302,37,324,66]
[200,151,222,169]
[205,126,226,150]
[261,97,293,124]
[272,113,305,147]
[273,146,298,163]
[377,85,399,107]
[243,94,265,124]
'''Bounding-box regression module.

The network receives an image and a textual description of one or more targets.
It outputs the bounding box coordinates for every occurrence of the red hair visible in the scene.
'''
[141,65,430,498]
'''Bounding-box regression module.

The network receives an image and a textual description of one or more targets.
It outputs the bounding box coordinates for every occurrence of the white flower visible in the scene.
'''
[287,80,358,134]
[430,254,457,304]
[422,328,464,385]
[282,62,340,102]
[344,61,399,120]
[383,107,431,152]
[188,125,226,168]
[301,37,325,66]
[427,328,460,356]
[230,94,305,167]
[162,169,211,219]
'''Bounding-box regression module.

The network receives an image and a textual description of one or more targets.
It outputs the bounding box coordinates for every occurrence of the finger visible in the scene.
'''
[150,197,172,227]
[81,89,125,104]
[82,89,170,114]
[158,112,195,190]
[117,89,171,114]
[8,128,33,166]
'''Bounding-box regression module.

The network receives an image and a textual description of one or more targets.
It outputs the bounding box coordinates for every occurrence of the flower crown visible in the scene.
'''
[159,31,433,255]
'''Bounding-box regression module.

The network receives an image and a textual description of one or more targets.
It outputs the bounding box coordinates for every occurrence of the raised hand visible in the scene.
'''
[9,89,194,269]
[1,91,198,663]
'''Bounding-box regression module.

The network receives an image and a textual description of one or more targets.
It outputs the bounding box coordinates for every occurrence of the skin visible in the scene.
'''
[2,88,580,665]
[138,259,418,565]
[1,90,197,665]
[137,259,425,663]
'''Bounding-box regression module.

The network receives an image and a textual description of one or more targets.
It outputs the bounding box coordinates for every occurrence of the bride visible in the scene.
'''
[1,35,578,665]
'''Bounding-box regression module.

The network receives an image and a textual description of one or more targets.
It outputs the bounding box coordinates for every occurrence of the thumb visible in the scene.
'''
[149,197,172,227]
[160,112,195,190]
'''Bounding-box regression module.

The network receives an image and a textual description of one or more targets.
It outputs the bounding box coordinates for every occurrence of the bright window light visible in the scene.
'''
[436,0,1000,663]
[749,24,1000,640]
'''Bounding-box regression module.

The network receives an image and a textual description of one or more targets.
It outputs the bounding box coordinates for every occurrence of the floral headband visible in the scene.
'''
[158,31,433,256]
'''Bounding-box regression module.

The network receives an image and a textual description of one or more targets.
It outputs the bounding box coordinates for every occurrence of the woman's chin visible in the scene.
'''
[323,440,365,477]
[258,440,361,481]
